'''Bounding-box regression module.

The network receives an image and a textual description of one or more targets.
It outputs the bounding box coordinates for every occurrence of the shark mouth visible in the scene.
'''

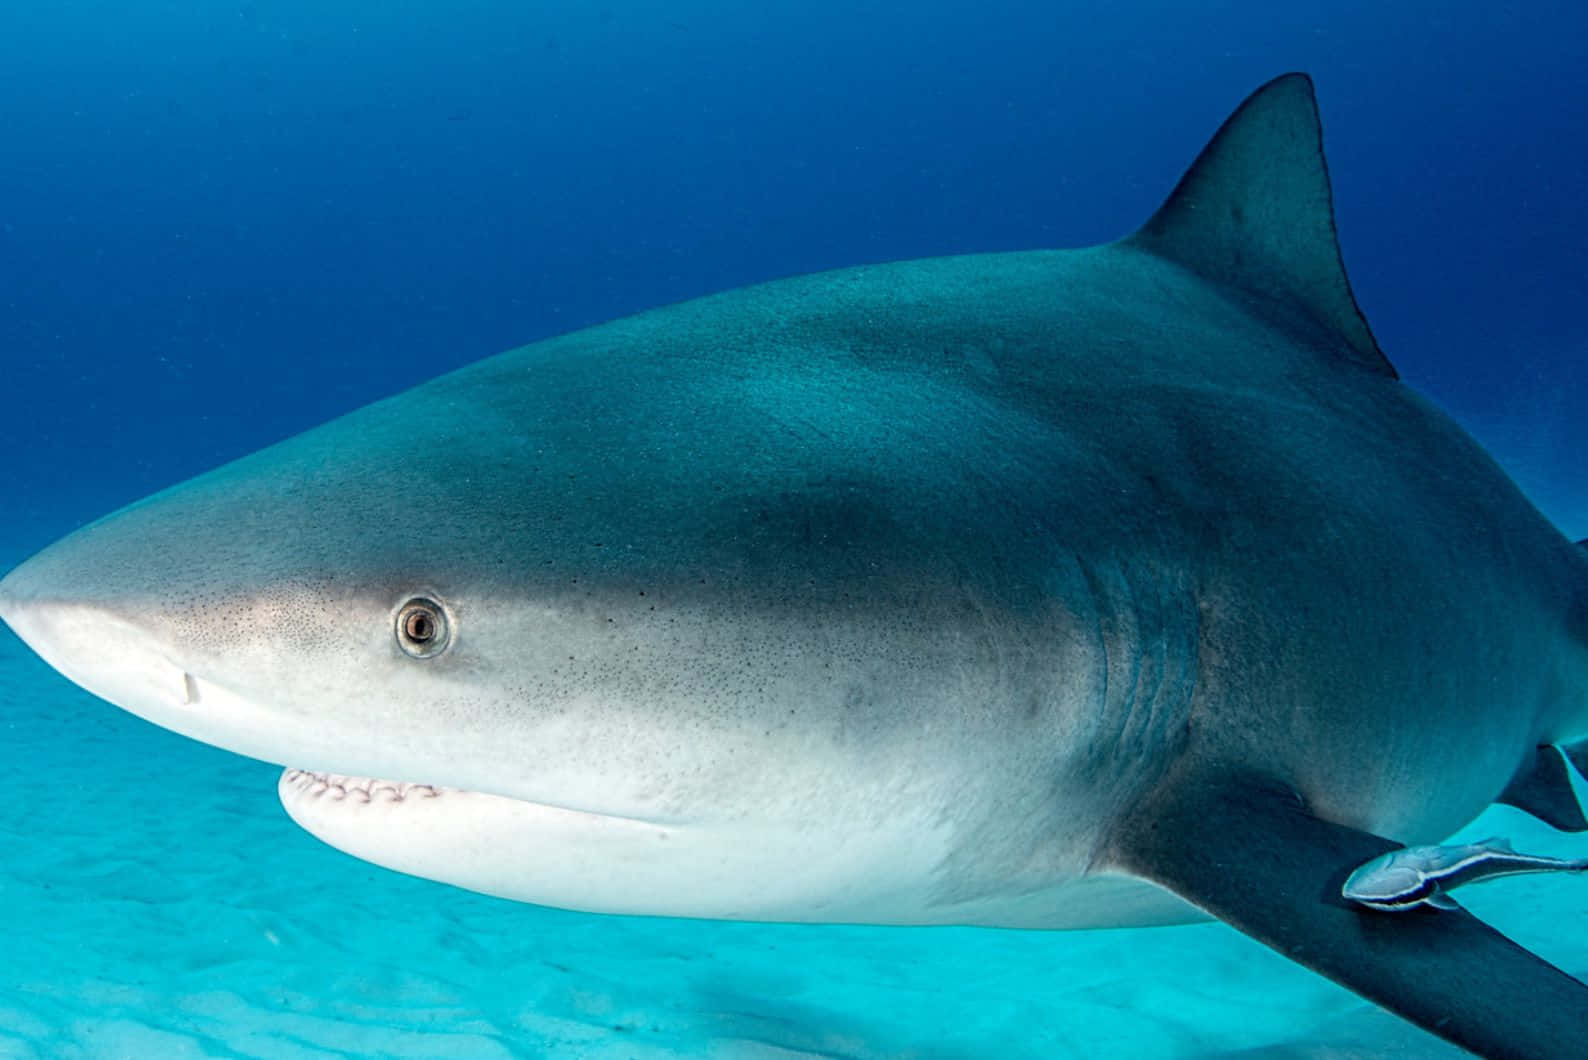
[278,767,666,826]
[280,768,454,804]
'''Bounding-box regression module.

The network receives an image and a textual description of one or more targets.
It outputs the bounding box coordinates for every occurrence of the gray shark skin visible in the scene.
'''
[2,74,1587,1056]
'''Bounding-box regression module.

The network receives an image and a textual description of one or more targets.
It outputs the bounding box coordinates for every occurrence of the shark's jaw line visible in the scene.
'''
[276,767,669,827]
[281,769,447,804]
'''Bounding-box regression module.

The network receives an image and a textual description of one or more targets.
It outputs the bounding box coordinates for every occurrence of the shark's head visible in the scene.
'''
[0,317,1118,926]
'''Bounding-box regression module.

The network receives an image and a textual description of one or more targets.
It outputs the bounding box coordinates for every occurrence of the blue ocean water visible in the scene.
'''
[0,2,1585,1057]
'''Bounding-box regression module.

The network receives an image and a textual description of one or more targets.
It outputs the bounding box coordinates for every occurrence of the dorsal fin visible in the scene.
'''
[1128,73,1396,379]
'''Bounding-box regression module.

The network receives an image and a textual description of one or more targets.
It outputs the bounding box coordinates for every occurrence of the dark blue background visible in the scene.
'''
[1,1,1584,546]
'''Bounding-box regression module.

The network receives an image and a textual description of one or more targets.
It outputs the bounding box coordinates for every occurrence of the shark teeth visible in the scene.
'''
[281,768,446,803]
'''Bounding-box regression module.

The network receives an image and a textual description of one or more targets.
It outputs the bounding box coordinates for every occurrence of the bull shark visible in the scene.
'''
[2,73,1586,1056]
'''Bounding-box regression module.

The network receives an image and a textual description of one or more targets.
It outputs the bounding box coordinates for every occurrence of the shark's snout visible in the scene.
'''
[0,536,342,774]
[0,551,195,715]
[0,564,19,634]
[0,553,76,663]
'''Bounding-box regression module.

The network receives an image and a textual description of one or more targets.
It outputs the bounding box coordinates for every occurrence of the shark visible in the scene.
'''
[1,73,1586,1056]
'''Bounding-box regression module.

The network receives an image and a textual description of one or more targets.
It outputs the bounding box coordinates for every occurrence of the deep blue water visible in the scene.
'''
[1,2,1586,1057]
[1,1,1584,539]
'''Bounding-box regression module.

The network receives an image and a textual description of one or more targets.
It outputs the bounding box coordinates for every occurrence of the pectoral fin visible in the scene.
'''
[1106,768,1588,1058]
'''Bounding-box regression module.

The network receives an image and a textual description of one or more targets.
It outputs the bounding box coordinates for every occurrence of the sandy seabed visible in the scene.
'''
[0,551,1584,1059]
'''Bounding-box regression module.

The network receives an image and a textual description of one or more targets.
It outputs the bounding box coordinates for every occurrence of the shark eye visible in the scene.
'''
[395,598,450,658]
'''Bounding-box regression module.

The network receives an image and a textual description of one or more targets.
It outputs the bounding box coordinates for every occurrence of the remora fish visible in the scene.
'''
[1345,837,1588,912]
[2,74,1587,1056]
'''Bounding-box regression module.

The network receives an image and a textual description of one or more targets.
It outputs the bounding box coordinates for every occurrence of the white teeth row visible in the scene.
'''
[282,768,444,803]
